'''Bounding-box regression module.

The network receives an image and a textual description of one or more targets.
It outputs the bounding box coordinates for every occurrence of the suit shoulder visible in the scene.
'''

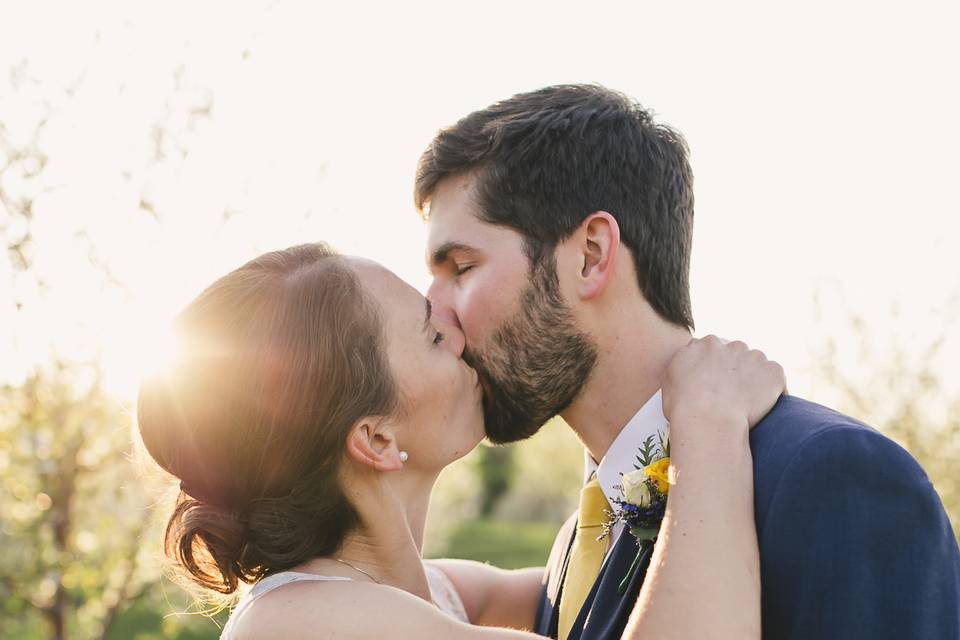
[752,395,919,466]
[752,395,871,440]
[750,396,929,520]
[750,395,881,467]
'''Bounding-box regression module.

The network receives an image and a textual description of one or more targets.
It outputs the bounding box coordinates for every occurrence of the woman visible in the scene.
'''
[137,243,785,639]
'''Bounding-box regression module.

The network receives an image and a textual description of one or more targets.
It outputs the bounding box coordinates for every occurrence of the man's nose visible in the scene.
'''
[426,280,463,331]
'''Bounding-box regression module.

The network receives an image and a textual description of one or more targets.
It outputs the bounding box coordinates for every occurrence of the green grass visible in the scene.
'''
[430,519,559,569]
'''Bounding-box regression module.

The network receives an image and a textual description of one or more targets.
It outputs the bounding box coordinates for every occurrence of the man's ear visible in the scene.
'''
[345,416,404,472]
[575,211,620,300]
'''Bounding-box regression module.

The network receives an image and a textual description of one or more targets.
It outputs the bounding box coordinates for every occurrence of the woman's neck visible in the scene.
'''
[307,467,438,601]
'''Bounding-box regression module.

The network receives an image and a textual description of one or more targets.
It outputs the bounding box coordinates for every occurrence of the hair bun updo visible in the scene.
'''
[136,243,399,594]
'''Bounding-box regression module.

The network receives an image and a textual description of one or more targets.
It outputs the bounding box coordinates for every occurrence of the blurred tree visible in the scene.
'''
[0,58,222,638]
[493,418,581,522]
[477,445,515,517]
[0,361,153,639]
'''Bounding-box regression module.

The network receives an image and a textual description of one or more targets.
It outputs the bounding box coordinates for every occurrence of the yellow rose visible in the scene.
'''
[644,457,671,495]
[621,469,653,507]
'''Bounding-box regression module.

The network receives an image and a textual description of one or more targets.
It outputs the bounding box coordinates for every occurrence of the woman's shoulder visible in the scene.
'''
[227,575,481,640]
[222,576,383,640]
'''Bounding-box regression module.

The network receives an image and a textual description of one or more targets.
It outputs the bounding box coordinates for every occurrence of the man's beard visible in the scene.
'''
[465,257,598,444]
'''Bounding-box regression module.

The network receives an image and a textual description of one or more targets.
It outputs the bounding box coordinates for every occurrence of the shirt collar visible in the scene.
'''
[584,389,669,509]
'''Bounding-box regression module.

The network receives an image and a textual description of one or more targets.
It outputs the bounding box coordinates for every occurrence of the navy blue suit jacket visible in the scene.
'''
[534,396,960,639]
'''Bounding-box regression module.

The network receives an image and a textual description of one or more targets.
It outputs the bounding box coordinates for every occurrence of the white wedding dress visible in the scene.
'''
[219,562,469,638]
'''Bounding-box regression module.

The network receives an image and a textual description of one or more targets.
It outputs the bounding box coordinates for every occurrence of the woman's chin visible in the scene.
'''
[450,423,487,466]
[416,421,487,473]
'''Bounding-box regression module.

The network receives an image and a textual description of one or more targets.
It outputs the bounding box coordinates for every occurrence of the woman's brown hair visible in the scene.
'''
[137,243,397,594]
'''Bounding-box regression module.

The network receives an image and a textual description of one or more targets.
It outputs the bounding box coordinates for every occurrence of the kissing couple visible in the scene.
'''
[137,85,960,639]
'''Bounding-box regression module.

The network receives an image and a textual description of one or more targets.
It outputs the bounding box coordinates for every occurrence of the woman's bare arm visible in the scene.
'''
[623,337,783,640]
[623,413,760,639]
[428,559,543,629]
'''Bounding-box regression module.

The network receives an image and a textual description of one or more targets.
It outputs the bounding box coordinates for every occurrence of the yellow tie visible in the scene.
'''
[559,478,609,640]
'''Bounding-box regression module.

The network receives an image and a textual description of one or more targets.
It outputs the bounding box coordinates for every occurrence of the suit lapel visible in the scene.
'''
[568,530,651,640]
[539,512,579,638]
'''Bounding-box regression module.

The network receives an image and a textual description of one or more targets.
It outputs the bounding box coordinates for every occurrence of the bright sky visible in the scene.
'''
[1,0,957,403]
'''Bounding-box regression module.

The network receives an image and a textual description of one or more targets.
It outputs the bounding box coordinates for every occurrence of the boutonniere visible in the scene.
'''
[608,429,670,595]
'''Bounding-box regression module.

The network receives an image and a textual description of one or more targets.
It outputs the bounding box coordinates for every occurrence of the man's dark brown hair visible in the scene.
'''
[415,84,695,329]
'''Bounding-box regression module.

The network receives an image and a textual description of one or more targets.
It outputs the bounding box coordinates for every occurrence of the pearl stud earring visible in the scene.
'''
[399,451,409,463]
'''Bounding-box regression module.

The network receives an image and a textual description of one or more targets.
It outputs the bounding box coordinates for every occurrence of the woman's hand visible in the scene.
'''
[662,335,786,433]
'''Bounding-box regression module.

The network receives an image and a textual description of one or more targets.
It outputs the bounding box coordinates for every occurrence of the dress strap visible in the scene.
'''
[250,571,352,599]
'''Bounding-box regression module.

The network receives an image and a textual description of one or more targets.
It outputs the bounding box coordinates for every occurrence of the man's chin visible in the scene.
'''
[474,369,554,443]
[483,428,530,446]
[481,404,546,444]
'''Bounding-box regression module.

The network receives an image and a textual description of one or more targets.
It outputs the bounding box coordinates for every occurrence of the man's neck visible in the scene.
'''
[561,313,691,462]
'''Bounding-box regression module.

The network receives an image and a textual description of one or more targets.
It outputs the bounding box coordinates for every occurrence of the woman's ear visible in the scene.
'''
[345,416,404,472]
[575,211,620,300]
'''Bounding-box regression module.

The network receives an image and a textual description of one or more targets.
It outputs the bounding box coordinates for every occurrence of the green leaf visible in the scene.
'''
[635,435,658,468]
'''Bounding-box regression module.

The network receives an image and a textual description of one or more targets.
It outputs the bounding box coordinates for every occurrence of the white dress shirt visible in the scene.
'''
[583,389,670,561]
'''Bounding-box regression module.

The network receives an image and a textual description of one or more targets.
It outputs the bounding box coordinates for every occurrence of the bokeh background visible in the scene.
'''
[2,1,958,638]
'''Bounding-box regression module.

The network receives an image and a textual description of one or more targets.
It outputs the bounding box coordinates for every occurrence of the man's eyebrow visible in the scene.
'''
[429,241,475,267]
[423,298,432,333]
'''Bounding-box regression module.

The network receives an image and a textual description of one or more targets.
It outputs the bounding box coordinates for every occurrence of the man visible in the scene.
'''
[417,84,960,639]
